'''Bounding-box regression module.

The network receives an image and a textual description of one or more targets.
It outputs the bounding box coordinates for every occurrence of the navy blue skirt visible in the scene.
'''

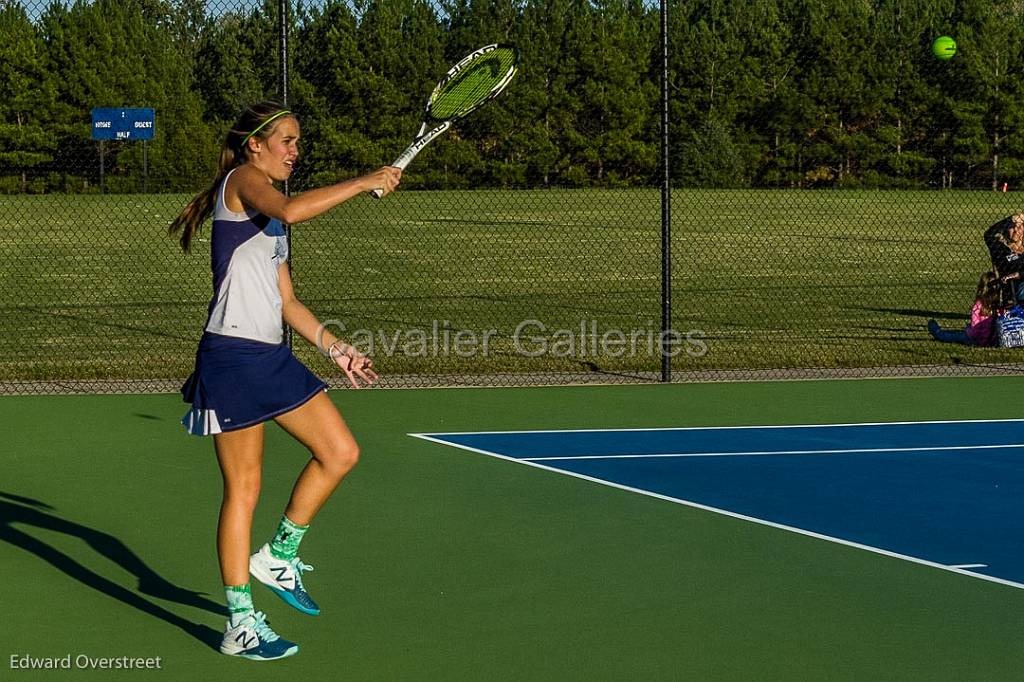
[180,332,326,436]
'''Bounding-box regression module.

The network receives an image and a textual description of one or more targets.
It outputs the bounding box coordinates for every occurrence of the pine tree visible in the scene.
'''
[0,0,55,192]
[951,0,1024,189]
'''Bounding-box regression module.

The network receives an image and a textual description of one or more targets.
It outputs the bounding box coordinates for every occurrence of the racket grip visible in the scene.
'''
[370,163,403,200]
[370,156,415,199]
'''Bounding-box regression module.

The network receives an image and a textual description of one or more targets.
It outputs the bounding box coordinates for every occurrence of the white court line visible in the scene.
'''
[409,432,1024,592]
[521,443,1024,462]
[416,417,1024,437]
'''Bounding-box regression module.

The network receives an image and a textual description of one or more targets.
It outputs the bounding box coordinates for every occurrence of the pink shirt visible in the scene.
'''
[965,300,996,346]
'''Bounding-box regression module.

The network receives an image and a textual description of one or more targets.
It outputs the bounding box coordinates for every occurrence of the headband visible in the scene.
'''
[240,110,293,148]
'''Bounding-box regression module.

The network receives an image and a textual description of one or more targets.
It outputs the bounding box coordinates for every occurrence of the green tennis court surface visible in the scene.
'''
[3,377,1023,680]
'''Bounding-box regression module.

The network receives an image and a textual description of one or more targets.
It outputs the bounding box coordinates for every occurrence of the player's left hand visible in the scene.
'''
[329,342,378,388]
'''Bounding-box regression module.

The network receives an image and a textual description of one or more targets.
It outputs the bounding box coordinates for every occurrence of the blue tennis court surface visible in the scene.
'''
[412,419,1024,589]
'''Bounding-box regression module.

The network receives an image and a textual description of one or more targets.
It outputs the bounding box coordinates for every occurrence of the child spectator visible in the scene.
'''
[927,271,1002,346]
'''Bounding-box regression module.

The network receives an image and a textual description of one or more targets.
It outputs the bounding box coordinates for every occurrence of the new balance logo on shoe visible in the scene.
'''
[235,632,257,649]
[270,565,293,585]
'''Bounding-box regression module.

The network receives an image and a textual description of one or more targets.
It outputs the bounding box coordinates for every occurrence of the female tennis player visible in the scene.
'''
[169,102,400,661]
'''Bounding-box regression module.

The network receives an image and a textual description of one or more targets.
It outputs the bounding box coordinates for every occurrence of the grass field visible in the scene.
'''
[2,188,1022,385]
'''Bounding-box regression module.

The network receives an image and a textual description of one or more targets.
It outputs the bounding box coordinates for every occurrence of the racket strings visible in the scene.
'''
[430,48,518,120]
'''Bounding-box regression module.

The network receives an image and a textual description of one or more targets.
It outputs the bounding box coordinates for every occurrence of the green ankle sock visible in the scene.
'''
[225,584,254,626]
[269,515,309,560]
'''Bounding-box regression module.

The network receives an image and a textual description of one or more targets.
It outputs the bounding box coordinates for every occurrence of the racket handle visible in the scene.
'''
[370,156,416,199]
[370,122,450,199]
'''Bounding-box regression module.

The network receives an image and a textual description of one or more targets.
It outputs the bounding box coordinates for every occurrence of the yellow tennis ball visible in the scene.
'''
[932,36,957,60]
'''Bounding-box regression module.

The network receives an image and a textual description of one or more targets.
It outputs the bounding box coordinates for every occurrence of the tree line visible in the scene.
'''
[2,0,1024,193]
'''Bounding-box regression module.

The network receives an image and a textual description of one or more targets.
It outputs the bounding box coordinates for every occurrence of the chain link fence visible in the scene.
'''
[2,0,1023,394]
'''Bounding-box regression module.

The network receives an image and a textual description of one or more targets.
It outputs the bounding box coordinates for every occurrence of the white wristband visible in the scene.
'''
[327,340,347,358]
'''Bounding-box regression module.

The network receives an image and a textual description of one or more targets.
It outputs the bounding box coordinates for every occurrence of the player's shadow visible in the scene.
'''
[0,491,222,651]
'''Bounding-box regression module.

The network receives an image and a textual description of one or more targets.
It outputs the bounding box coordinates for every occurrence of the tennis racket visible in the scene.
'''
[372,43,519,198]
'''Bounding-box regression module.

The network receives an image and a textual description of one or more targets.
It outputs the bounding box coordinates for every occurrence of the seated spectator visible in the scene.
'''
[927,271,1002,346]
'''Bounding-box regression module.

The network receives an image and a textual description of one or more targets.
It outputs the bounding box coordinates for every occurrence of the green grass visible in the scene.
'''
[1,188,1022,383]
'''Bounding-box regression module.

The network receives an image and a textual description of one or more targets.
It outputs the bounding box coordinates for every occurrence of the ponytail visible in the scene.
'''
[169,148,237,252]
[169,101,294,253]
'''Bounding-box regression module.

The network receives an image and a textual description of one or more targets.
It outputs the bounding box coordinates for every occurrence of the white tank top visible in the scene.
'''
[204,168,289,344]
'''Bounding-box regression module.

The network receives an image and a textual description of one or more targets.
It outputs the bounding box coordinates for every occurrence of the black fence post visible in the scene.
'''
[280,0,293,348]
[660,0,672,383]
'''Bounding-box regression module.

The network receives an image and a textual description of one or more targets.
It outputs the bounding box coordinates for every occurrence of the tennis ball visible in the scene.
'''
[932,35,957,60]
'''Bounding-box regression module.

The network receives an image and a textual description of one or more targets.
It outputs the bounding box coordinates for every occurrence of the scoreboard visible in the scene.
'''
[91,108,155,141]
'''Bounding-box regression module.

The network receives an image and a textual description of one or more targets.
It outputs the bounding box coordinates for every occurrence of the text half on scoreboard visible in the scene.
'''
[91,108,156,141]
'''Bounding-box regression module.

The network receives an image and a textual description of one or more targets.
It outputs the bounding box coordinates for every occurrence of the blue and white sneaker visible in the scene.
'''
[219,611,298,661]
[249,543,321,616]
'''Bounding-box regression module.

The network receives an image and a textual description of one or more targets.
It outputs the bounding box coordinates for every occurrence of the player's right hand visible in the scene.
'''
[369,166,402,197]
